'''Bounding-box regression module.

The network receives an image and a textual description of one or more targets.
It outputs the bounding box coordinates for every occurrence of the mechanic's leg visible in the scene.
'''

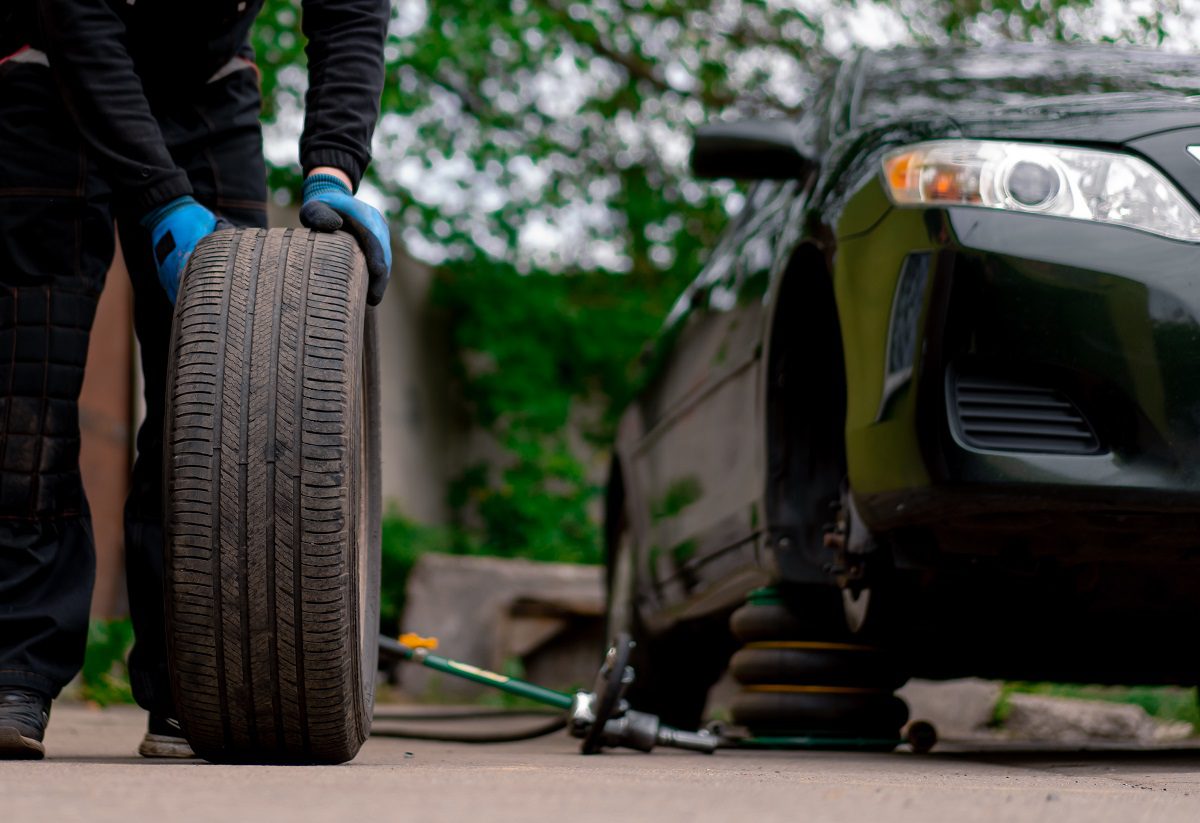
[116,247,172,719]
[117,62,268,722]
[0,60,114,713]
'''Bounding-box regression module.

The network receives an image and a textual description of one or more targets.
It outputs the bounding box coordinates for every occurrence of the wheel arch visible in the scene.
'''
[762,242,849,580]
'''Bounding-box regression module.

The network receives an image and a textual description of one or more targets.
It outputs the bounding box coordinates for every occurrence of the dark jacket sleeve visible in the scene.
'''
[36,0,192,213]
[300,0,389,191]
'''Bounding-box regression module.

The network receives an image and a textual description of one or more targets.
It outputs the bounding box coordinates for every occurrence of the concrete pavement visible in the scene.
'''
[3,704,1200,823]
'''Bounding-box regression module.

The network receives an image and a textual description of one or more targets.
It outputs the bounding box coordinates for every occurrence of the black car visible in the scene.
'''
[605,43,1200,742]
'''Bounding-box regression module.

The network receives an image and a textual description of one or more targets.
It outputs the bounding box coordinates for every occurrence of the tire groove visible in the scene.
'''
[265,229,291,750]
[211,229,243,751]
[293,232,315,757]
[237,231,265,750]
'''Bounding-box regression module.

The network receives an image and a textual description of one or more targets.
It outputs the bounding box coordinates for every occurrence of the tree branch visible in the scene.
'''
[540,0,736,110]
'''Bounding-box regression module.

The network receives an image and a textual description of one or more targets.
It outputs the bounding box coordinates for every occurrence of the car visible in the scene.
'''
[604,42,1200,741]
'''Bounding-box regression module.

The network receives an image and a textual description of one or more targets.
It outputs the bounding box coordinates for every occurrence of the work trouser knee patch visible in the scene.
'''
[0,286,99,517]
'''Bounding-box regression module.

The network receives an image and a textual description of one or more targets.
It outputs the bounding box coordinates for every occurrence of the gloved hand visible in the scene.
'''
[141,196,220,304]
[299,173,392,306]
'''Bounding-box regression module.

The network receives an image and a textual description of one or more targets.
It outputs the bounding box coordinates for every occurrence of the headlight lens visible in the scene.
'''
[882,140,1200,242]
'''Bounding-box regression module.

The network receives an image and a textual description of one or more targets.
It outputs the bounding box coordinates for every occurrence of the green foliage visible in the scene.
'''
[995,683,1200,732]
[81,620,135,707]
[909,0,1176,44]
[434,257,683,561]
[650,476,704,523]
[380,513,457,635]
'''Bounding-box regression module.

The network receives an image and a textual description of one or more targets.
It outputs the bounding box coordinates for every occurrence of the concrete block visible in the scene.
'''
[898,678,1003,741]
[400,553,604,699]
[1004,693,1158,743]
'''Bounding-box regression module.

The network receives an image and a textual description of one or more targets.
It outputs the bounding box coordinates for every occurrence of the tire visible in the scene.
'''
[164,227,381,764]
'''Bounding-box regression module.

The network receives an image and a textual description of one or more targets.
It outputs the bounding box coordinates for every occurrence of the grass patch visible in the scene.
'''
[994,682,1200,732]
[380,513,458,638]
[80,619,135,706]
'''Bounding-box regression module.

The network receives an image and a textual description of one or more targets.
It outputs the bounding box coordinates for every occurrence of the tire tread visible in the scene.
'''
[164,228,375,764]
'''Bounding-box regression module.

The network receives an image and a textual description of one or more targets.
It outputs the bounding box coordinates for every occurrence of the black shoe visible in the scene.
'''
[138,714,194,759]
[0,688,50,760]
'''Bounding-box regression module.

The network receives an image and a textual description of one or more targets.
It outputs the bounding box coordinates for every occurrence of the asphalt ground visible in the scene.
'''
[4,704,1200,823]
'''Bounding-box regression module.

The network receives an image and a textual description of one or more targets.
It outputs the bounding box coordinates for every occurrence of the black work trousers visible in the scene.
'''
[0,55,267,713]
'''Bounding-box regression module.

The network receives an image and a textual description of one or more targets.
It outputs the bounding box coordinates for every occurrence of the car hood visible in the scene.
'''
[943,94,1200,144]
[855,45,1200,145]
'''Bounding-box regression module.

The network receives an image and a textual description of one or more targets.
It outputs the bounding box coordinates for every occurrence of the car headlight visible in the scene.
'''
[882,140,1200,242]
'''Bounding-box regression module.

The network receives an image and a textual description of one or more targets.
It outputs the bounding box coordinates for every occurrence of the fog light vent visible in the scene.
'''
[950,375,1102,455]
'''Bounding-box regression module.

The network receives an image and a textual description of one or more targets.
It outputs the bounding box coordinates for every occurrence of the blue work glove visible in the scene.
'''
[141,196,220,304]
[299,174,392,306]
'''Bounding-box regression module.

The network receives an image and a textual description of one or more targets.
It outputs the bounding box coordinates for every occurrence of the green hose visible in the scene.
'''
[378,636,575,711]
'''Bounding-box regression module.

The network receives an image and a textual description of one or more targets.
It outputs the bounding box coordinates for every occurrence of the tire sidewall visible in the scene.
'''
[355,307,383,738]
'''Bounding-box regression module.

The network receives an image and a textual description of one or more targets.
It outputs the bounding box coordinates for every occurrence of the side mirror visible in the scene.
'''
[690,119,813,180]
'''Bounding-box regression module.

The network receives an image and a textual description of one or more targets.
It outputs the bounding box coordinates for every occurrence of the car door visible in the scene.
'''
[629,181,800,625]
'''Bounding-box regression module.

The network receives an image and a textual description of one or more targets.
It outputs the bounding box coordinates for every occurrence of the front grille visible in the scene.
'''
[950,374,1102,455]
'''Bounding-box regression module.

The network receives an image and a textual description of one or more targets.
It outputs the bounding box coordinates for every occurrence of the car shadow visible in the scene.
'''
[920,741,1200,768]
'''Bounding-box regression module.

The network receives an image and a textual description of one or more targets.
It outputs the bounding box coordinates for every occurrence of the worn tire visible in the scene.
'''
[164,227,381,764]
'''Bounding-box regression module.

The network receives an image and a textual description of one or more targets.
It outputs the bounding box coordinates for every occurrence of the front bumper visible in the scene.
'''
[842,203,1200,538]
